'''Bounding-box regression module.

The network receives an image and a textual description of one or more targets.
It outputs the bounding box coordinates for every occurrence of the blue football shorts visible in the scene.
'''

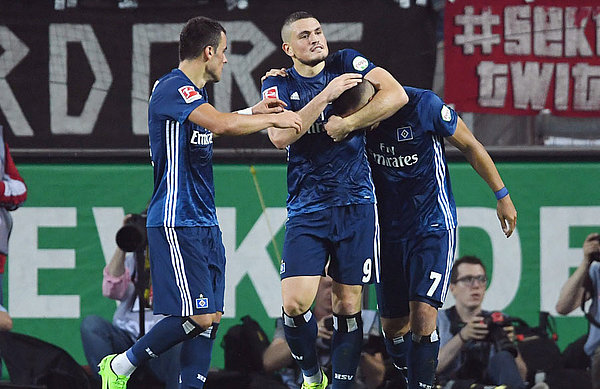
[375,228,456,318]
[147,226,226,317]
[280,203,380,285]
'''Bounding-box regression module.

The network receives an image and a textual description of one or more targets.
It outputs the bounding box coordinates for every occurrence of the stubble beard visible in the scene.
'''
[298,54,327,67]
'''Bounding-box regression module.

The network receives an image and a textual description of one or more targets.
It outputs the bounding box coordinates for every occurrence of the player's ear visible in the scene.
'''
[204,45,213,60]
[282,42,293,57]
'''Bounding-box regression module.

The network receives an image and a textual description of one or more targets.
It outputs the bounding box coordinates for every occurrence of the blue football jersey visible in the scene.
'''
[261,49,377,217]
[366,87,458,238]
[146,69,218,228]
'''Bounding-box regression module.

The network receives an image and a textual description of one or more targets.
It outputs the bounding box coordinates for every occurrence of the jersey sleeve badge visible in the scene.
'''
[352,56,369,71]
[263,86,279,100]
[178,85,203,104]
[441,105,452,122]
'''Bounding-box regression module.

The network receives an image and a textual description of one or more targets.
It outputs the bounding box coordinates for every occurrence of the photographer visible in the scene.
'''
[80,214,180,388]
[436,256,527,388]
[556,232,600,388]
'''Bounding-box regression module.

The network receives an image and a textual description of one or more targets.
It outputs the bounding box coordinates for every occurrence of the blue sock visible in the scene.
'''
[331,312,363,389]
[408,331,440,389]
[179,323,218,388]
[127,316,198,366]
[282,309,320,377]
[383,332,411,383]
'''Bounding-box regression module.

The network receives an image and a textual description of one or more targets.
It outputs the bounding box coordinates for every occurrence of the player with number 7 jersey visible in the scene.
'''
[331,80,517,389]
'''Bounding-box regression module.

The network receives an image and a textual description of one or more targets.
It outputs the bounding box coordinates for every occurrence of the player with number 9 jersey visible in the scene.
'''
[261,11,409,389]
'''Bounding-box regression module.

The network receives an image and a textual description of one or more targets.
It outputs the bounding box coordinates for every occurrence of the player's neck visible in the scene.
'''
[293,60,325,78]
[179,60,208,88]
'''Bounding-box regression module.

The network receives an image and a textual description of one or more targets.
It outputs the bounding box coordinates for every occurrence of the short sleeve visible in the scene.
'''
[421,91,457,137]
[261,76,290,108]
[339,49,376,76]
[151,77,207,124]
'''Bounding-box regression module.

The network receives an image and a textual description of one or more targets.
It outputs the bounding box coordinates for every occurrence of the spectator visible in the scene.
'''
[436,256,527,388]
[556,232,600,388]
[80,214,180,389]
[0,126,27,304]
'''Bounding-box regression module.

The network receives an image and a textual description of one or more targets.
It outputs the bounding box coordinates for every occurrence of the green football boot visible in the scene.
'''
[98,354,130,389]
[301,370,328,389]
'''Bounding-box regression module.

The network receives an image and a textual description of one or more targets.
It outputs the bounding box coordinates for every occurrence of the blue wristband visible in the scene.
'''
[494,187,509,200]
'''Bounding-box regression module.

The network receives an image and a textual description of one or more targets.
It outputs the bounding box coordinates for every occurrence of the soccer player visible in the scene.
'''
[261,11,408,389]
[97,16,301,389]
[330,81,517,389]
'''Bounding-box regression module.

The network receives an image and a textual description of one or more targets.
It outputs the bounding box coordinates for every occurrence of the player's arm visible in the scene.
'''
[189,103,301,136]
[446,117,517,238]
[243,97,288,115]
[267,73,363,149]
[325,67,408,142]
[203,98,288,139]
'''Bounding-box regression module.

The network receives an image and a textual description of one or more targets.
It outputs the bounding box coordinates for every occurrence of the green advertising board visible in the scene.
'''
[4,161,600,370]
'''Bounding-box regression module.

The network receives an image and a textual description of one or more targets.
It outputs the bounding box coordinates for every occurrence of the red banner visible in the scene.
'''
[444,0,600,117]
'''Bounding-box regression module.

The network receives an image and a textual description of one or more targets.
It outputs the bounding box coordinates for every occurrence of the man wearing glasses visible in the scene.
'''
[436,255,528,388]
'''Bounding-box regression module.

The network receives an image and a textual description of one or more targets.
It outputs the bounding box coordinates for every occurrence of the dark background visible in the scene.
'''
[0,0,438,153]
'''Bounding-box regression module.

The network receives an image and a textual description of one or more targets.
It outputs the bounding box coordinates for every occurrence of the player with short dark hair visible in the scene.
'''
[331,82,517,389]
[261,11,408,389]
[97,16,301,389]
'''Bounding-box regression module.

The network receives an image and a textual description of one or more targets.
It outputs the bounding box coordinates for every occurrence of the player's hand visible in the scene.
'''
[251,98,287,114]
[325,115,351,142]
[322,73,363,103]
[460,316,489,341]
[261,68,287,84]
[270,110,302,133]
[496,195,517,238]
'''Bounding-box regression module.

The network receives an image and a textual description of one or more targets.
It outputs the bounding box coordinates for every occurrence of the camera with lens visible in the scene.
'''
[116,213,147,252]
[481,311,518,357]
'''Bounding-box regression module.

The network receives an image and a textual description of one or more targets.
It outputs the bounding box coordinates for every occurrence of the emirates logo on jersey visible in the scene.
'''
[178,86,202,103]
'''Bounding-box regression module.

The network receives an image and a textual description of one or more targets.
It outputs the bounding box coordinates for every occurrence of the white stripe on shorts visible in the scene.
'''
[440,228,456,302]
[164,226,193,316]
